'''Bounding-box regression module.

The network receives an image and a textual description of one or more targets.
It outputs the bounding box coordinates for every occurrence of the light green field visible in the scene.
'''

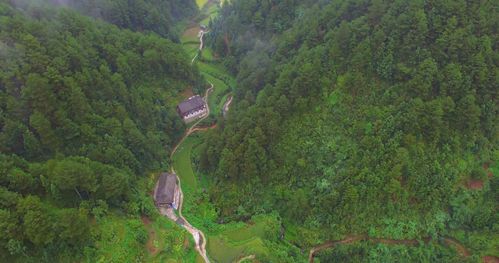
[202,72,229,114]
[145,217,200,262]
[205,214,279,262]
[196,0,208,9]
[200,2,219,25]
[218,92,231,114]
[172,136,200,191]
[208,236,268,263]
[184,46,200,59]
[95,216,146,262]
[201,48,215,61]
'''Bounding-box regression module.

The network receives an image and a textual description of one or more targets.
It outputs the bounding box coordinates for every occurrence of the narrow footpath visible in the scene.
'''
[222,95,233,118]
[159,27,217,263]
[308,235,497,263]
[191,29,209,64]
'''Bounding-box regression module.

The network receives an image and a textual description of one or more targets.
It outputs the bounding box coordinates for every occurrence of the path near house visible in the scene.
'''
[160,85,213,263]
[170,83,213,160]
[158,2,257,262]
[308,235,489,263]
[173,167,210,263]
[163,82,213,263]
[159,29,218,262]
[191,30,209,64]
[159,3,228,262]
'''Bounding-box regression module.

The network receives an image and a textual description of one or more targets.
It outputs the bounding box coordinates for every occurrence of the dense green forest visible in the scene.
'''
[11,0,197,40]
[0,0,202,261]
[203,0,498,260]
[0,0,497,261]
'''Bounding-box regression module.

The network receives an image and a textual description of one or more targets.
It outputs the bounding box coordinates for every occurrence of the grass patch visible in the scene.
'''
[94,215,147,262]
[208,236,268,263]
[202,72,229,115]
[204,213,278,262]
[217,92,231,115]
[201,48,215,61]
[144,216,198,262]
[196,0,209,9]
[172,136,201,191]
[181,26,200,43]
[449,229,499,257]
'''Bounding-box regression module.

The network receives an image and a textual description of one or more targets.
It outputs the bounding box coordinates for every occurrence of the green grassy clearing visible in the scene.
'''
[448,229,499,257]
[202,73,227,112]
[181,27,200,43]
[200,62,236,86]
[201,48,215,61]
[145,216,200,262]
[196,0,209,9]
[172,136,200,191]
[204,214,281,262]
[217,92,231,114]
[94,215,147,262]
[200,16,213,26]
[188,48,200,59]
[208,236,268,263]
[199,2,219,25]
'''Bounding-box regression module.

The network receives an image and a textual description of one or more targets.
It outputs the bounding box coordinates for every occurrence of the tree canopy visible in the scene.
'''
[0,1,201,260]
[203,0,498,259]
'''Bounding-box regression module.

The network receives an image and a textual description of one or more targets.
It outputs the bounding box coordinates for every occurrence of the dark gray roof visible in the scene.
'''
[177,95,205,115]
[155,173,177,204]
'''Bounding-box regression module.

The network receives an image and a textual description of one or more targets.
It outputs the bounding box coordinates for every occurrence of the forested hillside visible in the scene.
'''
[0,1,201,261]
[11,0,197,40]
[203,0,498,260]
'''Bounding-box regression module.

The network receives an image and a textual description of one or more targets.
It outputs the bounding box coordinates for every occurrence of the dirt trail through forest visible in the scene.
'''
[223,95,233,118]
[165,83,213,262]
[160,26,219,262]
[191,29,209,64]
[308,235,491,263]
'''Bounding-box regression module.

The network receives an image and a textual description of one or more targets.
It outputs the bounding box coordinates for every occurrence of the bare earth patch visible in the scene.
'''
[141,216,151,225]
[483,162,494,178]
[467,179,484,190]
[141,216,159,255]
[183,26,201,42]
[483,256,499,263]
[181,86,195,98]
[444,238,471,257]
[310,236,477,263]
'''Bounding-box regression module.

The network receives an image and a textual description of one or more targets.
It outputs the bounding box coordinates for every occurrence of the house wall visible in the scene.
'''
[183,107,207,123]
[172,185,181,210]
[153,179,160,206]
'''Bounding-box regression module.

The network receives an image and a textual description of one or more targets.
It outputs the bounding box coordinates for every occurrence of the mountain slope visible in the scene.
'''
[11,0,198,40]
[203,0,498,260]
[0,1,201,261]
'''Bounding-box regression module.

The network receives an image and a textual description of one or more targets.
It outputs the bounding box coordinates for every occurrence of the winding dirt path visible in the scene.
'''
[165,83,213,263]
[166,82,214,263]
[172,168,210,263]
[308,235,491,263]
[191,29,209,64]
[170,83,213,160]
[222,94,233,118]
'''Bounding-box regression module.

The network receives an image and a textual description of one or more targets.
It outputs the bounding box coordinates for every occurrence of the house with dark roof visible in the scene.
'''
[153,173,180,209]
[177,95,207,123]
